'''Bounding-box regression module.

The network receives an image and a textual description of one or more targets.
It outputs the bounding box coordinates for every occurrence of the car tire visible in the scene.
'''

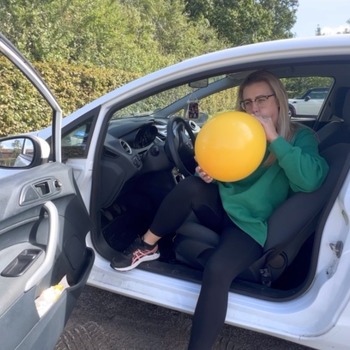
[288,104,296,118]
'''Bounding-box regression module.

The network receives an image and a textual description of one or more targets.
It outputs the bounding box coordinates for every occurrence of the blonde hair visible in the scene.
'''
[236,70,299,166]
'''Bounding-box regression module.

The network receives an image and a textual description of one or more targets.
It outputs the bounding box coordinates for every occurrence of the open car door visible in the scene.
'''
[0,34,94,350]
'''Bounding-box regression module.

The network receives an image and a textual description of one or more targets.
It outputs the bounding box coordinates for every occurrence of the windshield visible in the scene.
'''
[110,74,236,122]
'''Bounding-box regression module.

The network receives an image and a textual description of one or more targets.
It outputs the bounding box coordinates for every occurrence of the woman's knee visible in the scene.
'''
[177,176,209,195]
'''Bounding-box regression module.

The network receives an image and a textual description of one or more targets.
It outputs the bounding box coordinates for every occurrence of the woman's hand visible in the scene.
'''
[196,166,214,183]
[253,114,279,142]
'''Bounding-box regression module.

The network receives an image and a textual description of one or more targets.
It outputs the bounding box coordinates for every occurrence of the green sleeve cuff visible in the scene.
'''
[268,136,292,159]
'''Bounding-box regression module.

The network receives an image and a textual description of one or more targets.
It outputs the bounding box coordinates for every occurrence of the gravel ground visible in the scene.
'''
[56,285,313,350]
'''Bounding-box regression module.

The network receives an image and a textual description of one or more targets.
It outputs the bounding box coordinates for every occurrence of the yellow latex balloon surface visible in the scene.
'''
[195,111,267,182]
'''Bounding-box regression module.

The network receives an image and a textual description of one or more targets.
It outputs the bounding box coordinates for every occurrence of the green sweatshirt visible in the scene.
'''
[217,126,329,246]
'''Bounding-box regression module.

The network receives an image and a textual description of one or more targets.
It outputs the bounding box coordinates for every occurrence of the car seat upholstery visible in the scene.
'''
[317,87,350,149]
[173,143,350,286]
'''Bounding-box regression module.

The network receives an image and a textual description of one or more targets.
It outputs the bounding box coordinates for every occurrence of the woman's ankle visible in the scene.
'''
[142,230,159,246]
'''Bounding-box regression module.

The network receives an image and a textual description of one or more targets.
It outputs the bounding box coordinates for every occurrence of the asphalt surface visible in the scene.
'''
[55,285,313,350]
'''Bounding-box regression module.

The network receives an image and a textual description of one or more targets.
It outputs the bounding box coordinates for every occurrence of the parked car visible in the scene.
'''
[1,33,350,350]
[288,87,330,118]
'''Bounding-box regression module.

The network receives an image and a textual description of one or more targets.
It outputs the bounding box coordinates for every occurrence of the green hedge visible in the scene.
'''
[0,58,139,136]
[35,62,140,115]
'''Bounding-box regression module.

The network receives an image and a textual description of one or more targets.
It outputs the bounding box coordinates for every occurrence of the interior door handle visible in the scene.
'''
[34,181,51,196]
[24,201,59,292]
[20,178,62,205]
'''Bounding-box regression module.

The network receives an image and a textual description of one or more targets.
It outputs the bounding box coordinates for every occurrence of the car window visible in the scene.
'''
[283,77,334,119]
[109,75,238,129]
[61,118,94,160]
[109,74,335,126]
[111,84,203,120]
[284,77,333,99]
[308,90,329,99]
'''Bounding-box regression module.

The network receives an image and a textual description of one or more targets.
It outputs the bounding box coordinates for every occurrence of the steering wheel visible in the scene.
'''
[166,117,197,177]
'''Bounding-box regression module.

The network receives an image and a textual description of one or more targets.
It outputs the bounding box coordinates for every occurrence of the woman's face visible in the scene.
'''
[241,81,279,126]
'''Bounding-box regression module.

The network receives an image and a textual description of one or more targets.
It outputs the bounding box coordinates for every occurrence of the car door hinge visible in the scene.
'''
[326,240,343,278]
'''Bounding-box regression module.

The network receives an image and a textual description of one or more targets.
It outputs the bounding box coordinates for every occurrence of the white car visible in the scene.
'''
[288,87,330,118]
[1,33,350,350]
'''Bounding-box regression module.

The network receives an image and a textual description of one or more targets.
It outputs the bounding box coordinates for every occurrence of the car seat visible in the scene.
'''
[317,87,350,149]
[173,143,350,286]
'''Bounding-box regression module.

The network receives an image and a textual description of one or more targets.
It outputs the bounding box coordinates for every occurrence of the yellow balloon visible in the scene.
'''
[195,111,266,182]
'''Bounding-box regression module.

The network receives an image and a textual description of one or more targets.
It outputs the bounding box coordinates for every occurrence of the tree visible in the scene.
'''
[0,0,299,74]
[186,0,298,46]
[119,0,225,60]
[0,0,166,72]
[0,0,224,74]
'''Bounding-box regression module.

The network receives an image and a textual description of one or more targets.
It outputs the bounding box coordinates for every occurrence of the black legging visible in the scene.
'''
[150,175,224,236]
[149,176,263,350]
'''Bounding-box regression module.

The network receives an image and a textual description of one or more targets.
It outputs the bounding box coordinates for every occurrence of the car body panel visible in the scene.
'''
[289,96,324,115]
[289,87,330,117]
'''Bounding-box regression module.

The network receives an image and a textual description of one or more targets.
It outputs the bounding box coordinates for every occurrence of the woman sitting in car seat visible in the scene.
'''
[110,70,329,350]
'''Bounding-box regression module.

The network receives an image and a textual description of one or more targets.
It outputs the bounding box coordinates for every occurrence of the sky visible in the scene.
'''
[292,0,350,37]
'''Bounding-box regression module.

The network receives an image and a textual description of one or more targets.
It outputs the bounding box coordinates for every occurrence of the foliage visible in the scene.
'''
[0,57,50,136]
[185,0,298,46]
[122,0,225,58]
[0,0,299,74]
[201,87,238,118]
[0,0,225,74]
[0,57,139,136]
[35,62,139,114]
[1,0,162,72]
[282,77,334,98]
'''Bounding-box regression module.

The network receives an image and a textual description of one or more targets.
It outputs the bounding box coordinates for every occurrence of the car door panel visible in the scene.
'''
[0,250,93,350]
[0,162,94,350]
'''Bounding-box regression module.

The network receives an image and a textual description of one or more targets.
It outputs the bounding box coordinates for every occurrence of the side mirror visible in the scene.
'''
[0,136,50,168]
[304,96,311,101]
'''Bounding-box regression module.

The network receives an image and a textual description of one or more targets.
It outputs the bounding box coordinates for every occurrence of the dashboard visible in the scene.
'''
[107,119,160,148]
[104,116,200,175]
[100,117,200,208]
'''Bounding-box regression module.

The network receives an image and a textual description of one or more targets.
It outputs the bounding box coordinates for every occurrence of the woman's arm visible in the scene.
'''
[269,128,329,192]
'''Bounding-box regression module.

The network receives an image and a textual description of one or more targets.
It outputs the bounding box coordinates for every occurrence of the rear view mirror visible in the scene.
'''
[0,136,50,168]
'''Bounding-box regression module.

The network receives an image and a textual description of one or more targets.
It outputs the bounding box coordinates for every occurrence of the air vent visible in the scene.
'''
[120,139,132,155]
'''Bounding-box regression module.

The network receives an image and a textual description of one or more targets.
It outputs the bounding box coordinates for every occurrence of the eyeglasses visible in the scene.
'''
[240,94,276,111]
